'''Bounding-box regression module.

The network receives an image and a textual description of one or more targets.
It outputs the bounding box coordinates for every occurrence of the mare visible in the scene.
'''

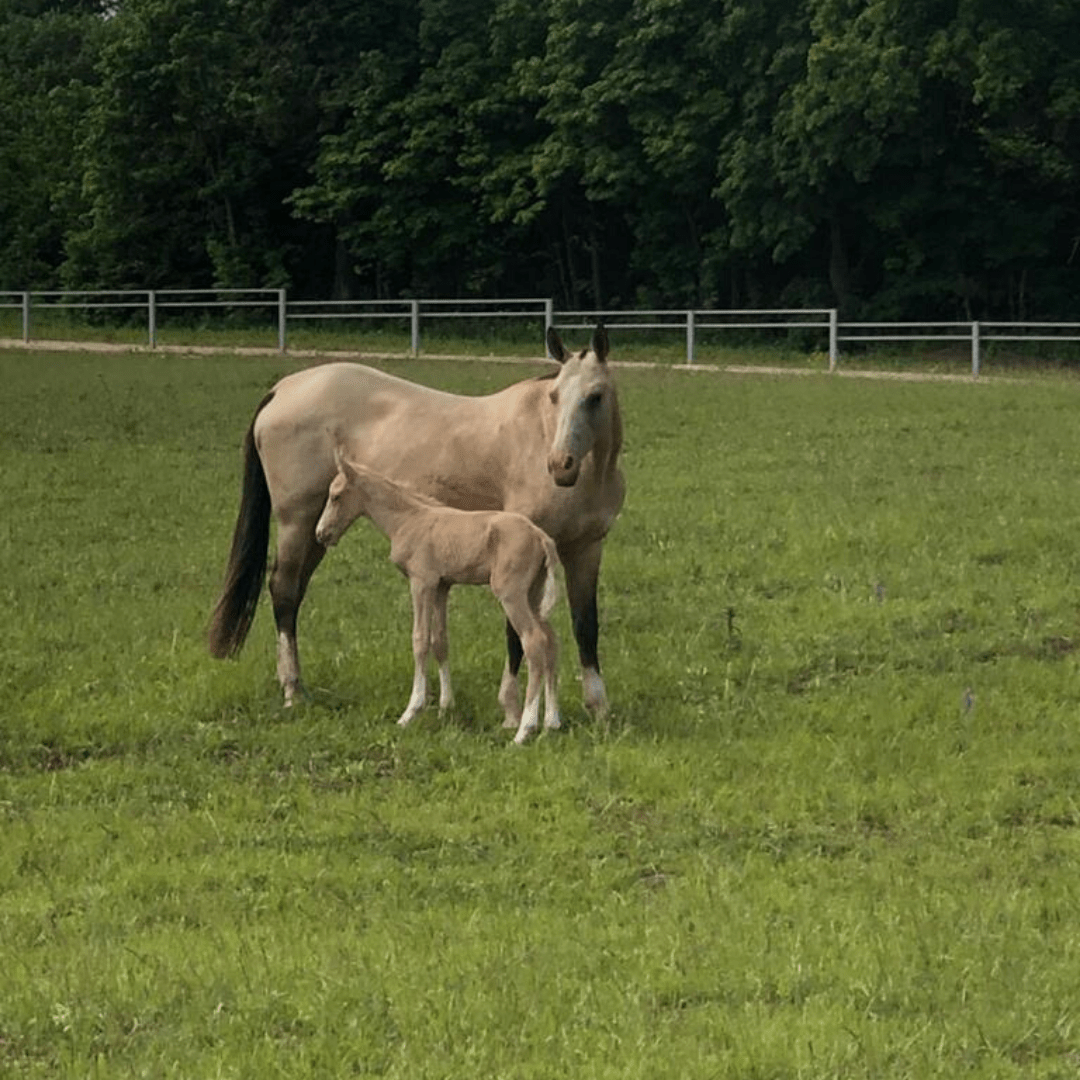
[315,451,561,744]
[208,324,625,722]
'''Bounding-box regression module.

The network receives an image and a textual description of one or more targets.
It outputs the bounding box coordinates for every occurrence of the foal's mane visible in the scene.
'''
[346,459,446,511]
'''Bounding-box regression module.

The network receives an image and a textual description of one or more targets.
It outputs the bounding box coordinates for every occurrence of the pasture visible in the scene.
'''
[3,345,1080,1077]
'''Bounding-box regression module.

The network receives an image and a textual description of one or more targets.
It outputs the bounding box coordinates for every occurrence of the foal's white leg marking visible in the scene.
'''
[398,664,427,726]
[399,578,433,726]
[543,664,561,732]
[437,662,454,713]
[541,620,560,731]
[514,694,542,745]
[512,619,548,745]
[498,661,522,729]
[582,667,608,718]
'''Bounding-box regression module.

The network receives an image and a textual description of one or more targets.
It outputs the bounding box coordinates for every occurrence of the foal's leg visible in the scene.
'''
[539,617,560,733]
[499,595,549,745]
[399,577,435,726]
[562,539,609,717]
[269,519,325,707]
[431,582,454,714]
[498,622,524,729]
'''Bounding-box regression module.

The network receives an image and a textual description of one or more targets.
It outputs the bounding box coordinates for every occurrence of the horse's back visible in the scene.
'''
[255,362,545,518]
[262,362,466,434]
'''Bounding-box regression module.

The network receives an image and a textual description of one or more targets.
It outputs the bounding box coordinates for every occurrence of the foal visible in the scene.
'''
[314,451,561,744]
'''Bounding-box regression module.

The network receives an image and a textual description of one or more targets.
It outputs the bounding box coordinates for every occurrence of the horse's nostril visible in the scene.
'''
[562,456,574,471]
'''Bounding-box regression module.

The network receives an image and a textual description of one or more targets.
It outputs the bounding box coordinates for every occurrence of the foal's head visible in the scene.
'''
[545,323,617,487]
[314,450,367,548]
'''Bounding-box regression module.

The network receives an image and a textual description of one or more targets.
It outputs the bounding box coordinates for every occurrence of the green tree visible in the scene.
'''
[293,0,552,298]
[67,0,326,290]
[0,1,103,288]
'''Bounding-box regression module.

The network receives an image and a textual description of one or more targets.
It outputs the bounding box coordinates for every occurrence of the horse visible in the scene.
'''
[315,450,561,743]
[208,324,625,722]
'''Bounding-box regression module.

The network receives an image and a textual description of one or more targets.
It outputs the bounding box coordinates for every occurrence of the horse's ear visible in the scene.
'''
[591,322,609,363]
[546,326,568,364]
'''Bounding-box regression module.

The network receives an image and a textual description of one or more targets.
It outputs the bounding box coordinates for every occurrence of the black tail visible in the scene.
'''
[208,393,274,658]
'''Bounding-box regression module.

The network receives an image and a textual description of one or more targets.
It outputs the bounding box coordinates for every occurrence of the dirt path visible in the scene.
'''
[0,336,1012,383]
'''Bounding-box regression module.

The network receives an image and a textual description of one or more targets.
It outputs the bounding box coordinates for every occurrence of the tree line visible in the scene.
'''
[2,0,1079,319]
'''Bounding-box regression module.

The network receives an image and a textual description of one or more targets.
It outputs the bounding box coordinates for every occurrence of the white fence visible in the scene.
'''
[3,289,1080,375]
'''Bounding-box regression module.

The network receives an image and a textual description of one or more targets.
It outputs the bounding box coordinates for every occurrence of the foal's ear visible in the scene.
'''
[332,442,354,478]
[546,326,569,364]
[591,322,609,364]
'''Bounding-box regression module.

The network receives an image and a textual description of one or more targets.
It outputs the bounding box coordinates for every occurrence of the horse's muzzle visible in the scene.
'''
[548,455,580,487]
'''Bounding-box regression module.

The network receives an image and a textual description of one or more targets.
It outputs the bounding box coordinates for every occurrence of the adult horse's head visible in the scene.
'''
[546,323,618,488]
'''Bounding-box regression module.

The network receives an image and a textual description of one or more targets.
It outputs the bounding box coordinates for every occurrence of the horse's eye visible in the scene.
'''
[549,388,559,405]
[585,391,603,410]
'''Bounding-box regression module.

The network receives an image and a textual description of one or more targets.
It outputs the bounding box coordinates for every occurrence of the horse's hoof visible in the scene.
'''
[582,670,608,717]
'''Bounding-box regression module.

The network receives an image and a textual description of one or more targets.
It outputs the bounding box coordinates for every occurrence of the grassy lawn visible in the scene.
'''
[3,345,1080,1077]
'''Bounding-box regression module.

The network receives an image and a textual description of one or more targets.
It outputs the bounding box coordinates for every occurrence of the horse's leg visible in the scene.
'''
[562,540,609,717]
[269,519,325,707]
[498,620,524,729]
[431,582,454,714]
[399,577,433,726]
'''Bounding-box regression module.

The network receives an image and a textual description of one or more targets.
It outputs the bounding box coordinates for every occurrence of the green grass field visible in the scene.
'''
[3,345,1080,1077]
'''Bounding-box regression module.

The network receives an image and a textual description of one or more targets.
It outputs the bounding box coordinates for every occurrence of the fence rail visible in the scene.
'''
[3,289,1080,375]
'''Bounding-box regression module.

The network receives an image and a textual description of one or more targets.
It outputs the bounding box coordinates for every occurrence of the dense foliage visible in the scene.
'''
[3,0,1079,316]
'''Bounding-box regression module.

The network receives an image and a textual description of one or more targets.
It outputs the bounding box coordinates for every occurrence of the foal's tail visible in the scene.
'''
[538,533,560,621]
[208,393,274,659]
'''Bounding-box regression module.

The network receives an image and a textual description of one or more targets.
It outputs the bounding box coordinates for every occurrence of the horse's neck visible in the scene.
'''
[598,394,623,473]
[581,395,622,483]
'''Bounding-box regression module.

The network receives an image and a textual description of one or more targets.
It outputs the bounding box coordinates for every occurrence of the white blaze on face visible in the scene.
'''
[548,357,606,487]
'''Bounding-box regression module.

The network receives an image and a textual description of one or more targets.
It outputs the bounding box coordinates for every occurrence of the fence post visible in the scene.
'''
[278,288,287,352]
[828,308,839,371]
[22,291,31,343]
[544,298,553,348]
[971,321,980,377]
[148,290,157,348]
[410,300,420,356]
[686,310,696,366]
